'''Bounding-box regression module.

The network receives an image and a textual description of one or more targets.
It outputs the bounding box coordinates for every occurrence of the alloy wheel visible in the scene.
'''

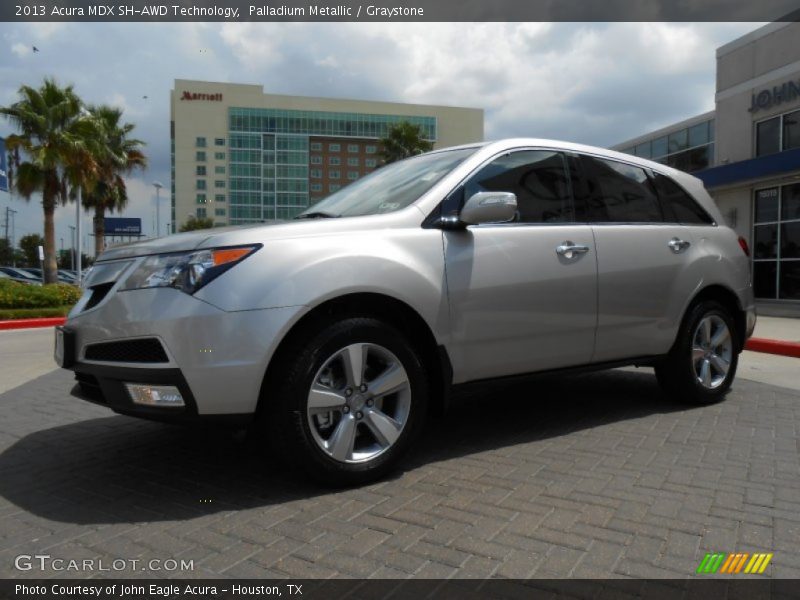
[691,314,733,389]
[306,343,411,463]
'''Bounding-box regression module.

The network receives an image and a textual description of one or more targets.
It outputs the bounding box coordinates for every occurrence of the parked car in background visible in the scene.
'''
[20,267,77,285]
[0,267,43,286]
[55,138,755,484]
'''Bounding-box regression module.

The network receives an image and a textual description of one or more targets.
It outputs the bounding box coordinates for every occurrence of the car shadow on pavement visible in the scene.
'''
[0,367,690,525]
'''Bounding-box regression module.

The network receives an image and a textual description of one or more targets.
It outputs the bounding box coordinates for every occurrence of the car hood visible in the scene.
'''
[95,209,424,262]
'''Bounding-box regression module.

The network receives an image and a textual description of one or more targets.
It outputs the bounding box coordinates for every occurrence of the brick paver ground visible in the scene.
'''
[0,367,798,579]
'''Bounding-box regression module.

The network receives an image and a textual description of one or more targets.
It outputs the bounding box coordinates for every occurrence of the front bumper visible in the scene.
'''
[61,284,304,417]
[68,361,249,424]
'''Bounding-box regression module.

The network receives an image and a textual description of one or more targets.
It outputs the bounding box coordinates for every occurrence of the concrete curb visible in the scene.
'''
[745,337,800,359]
[0,317,66,331]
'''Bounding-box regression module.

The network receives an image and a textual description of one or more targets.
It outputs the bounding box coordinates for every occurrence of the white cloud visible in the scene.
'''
[11,42,30,58]
[0,20,762,247]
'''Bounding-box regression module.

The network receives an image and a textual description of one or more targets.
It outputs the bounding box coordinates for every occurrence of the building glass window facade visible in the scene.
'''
[756,109,800,156]
[620,119,714,173]
[225,107,436,222]
[753,183,800,300]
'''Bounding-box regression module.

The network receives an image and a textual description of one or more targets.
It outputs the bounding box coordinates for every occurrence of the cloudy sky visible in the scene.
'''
[0,21,760,255]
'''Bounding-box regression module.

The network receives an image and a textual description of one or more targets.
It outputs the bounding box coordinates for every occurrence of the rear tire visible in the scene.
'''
[655,300,738,405]
[264,317,428,486]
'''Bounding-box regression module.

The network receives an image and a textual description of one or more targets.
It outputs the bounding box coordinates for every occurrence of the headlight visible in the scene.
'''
[121,245,260,294]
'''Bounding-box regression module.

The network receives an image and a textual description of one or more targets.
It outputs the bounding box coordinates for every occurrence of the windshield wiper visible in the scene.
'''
[294,211,340,220]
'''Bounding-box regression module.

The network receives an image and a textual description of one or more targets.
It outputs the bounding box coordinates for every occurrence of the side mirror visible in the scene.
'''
[459,191,517,225]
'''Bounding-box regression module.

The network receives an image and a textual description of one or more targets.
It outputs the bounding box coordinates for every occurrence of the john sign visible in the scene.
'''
[749,78,800,113]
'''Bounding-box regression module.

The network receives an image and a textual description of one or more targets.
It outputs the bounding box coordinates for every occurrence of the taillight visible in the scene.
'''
[738,236,750,257]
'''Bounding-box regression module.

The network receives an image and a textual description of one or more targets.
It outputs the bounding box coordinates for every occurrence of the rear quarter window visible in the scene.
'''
[651,173,714,225]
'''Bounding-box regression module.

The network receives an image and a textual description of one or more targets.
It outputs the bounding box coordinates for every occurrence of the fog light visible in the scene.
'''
[125,383,185,407]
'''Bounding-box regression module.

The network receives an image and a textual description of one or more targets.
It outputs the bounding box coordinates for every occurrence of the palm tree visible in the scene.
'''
[0,79,94,283]
[81,105,147,256]
[379,121,434,164]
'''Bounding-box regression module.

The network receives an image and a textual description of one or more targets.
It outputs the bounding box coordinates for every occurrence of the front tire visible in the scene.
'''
[655,300,738,405]
[266,317,428,485]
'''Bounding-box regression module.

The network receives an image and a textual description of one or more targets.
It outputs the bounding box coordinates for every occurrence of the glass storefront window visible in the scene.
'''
[784,110,800,151]
[756,117,780,156]
[753,184,800,300]
[668,129,688,154]
[780,262,800,300]
[688,122,709,147]
[782,184,800,221]
[651,136,668,159]
[755,188,779,223]
[754,224,778,259]
[635,142,651,158]
[753,261,777,299]
[781,222,800,259]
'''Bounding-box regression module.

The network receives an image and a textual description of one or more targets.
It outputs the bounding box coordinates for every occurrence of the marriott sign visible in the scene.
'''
[181,91,223,102]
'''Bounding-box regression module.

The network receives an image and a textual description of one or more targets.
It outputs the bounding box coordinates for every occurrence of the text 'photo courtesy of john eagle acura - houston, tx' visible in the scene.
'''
[54,138,756,484]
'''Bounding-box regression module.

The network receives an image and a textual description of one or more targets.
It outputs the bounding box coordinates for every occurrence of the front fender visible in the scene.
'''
[195,228,450,342]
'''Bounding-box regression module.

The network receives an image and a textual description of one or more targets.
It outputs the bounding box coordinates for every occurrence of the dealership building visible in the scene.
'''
[614,22,800,304]
[170,79,483,226]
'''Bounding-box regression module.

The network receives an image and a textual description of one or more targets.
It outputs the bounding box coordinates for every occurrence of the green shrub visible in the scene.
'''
[0,307,72,319]
[0,280,82,309]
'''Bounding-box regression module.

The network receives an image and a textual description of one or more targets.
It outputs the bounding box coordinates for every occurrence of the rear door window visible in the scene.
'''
[581,156,664,223]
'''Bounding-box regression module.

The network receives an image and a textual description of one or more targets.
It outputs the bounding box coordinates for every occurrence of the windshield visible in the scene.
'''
[297,147,478,218]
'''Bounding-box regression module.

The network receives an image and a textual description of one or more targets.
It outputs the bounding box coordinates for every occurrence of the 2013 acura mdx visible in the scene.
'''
[55,139,756,483]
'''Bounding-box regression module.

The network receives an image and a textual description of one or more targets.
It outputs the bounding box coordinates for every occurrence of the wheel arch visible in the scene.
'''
[257,292,452,419]
[682,284,747,352]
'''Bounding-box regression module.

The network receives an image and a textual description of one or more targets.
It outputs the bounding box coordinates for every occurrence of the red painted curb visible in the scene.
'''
[745,337,800,358]
[0,317,66,331]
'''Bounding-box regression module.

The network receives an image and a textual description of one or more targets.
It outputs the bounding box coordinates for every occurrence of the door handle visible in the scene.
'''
[668,237,691,253]
[556,241,590,259]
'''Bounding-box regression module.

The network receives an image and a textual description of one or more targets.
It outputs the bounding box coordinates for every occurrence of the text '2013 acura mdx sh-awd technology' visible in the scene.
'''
[56,139,755,484]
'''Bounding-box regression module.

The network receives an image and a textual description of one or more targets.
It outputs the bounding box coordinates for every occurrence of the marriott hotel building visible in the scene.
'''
[614,22,800,305]
[170,79,483,226]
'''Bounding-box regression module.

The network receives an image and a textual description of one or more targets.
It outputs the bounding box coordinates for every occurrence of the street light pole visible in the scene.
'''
[153,181,163,238]
[68,225,75,271]
[76,185,82,287]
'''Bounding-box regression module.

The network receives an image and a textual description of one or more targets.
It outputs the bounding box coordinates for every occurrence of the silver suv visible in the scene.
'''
[56,139,755,484]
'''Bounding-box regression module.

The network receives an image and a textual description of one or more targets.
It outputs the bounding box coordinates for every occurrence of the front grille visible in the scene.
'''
[84,338,169,363]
